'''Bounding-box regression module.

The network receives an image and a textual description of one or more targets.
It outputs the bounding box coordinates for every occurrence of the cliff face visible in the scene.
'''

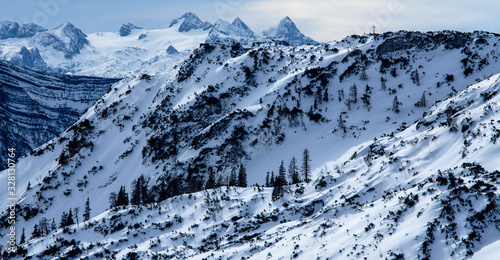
[0,60,119,169]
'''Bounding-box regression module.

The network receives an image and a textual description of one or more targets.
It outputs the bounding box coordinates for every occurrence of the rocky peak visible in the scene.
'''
[166,45,179,54]
[36,22,89,59]
[261,16,319,46]
[119,23,143,36]
[169,12,212,32]
[0,21,47,39]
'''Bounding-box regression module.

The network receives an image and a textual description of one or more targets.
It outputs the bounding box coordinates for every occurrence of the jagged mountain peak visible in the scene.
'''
[119,23,143,36]
[232,17,251,31]
[34,22,89,59]
[166,45,179,54]
[261,16,319,45]
[51,22,88,42]
[169,12,213,32]
[0,21,47,39]
[206,18,256,45]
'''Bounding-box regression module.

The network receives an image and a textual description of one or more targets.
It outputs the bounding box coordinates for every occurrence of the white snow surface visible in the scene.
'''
[2,31,500,259]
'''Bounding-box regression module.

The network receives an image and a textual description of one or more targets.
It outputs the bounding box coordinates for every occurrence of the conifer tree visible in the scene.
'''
[229,168,237,186]
[117,186,129,206]
[289,157,300,184]
[20,227,26,244]
[67,209,75,226]
[272,161,290,200]
[74,207,79,226]
[109,192,117,208]
[302,149,312,183]
[205,167,217,190]
[238,164,247,187]
[31,224,40,238]
[323,88,329,103]
[60,211,67,228]
[349,84,358,104]
[381,77,387,91]
[51,218,57,231]
[361,84,372,111]
[392,96,400,113]
[338,114,347,133]
[83,197,91,221]
[278,161,287,186]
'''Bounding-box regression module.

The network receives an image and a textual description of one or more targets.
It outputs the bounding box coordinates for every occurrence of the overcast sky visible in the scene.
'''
[1,0,498,42]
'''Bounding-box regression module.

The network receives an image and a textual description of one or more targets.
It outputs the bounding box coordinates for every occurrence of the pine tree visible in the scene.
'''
[31,224,40,238]
[74,207,79,226]
[338,89,344,102]
[205,167,217,190]
[39,217,49,235]
[316,87,323,105]
[229,168,237,186]
[360,67,368,81]
[392,96,400,113]
[131,179,142,205]
[323,88,329,103]
[117,186,129,206]
[272,161,288,200]
[381,77,387,91]
[415,91,426,107]
[289,157,300,184]
[67,209,75,226]
[20,227,26,244]
[83,197,91,221]
[139,175,149,204]
[349,84,358,104]
[278,161,287,186]
[338,114,347,134]
[302,149,311,183]
[412,69,420,86]
[361,84,371,111]
[51,218,57,231]
[238,164,247,187]
[60,211,67,228]
[265,171,270,187]
[270,172,275,187]
[109,192,117,208]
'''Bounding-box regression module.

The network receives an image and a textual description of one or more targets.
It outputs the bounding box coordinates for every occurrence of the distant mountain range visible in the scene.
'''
[0,12,318,78]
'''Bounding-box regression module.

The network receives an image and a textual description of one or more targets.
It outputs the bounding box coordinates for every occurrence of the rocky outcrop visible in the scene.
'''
[0,60,119,169]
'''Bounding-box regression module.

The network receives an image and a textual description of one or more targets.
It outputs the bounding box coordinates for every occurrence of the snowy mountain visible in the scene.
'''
[6,46,49,71]
[169,12,213,33]
[261,16,319,46]
[3,30,500,259]
[207,16,318,47]
[0,60,118,171]
[34,22,89,59]
[0,13,319,78]
[0,21,47,39]
[119,23,143,37]
[206,18,258,45]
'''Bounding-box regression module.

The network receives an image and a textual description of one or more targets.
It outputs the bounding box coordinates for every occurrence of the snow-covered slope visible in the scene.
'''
[0,60,119,171]
[7,72,500,259]
[3,30,500,259]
